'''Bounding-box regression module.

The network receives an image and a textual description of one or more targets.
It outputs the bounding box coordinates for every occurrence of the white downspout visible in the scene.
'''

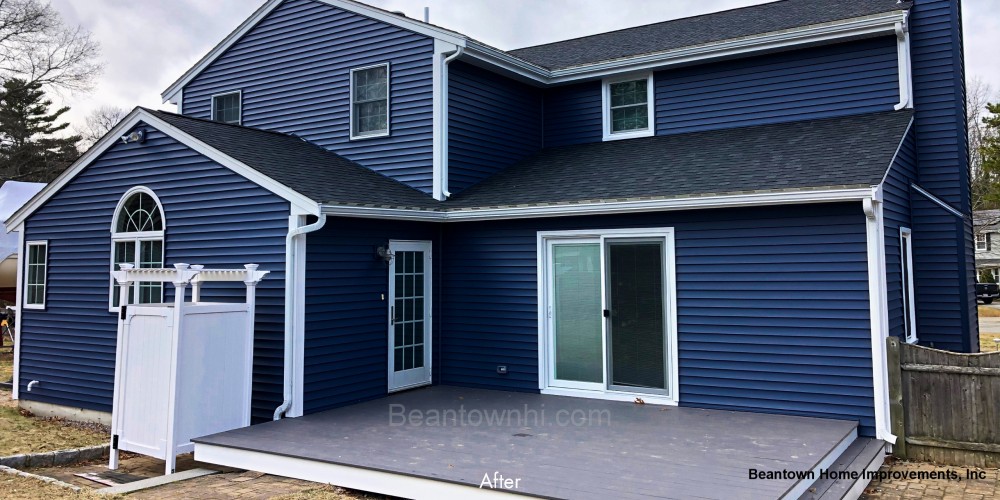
[863,194,898,444]
[274,213,327,420]
[441,46,464,199]
[893,15,912,111]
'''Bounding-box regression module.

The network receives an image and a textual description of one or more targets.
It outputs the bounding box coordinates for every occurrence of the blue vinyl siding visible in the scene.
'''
[448,61,543,193]
[909,0,976,352]
[655,37,899,135]
[541,37,899,147]
[883,125,917,340]
[19,124,289,420]
[543,81,603,147]
[303,218,439,413]
[440,204,876,435]
[182,0,435,192]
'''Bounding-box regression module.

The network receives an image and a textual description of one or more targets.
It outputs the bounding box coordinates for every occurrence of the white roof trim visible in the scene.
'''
[4,109,320,230]
[160,0,467,103]
[320,187,875,222]
[466,10,908,85]
[161,0,907,101]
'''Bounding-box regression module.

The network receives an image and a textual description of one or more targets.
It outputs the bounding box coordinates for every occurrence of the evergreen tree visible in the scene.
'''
[978,103,1000,209]
[0,78,80,182]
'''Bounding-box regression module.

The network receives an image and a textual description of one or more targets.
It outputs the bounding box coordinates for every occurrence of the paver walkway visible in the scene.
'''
[862,460,1000,499]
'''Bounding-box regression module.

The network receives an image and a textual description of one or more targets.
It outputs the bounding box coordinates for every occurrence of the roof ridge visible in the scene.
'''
[510,0,790,53]
[144,107,438,203]
[142,107,299,140]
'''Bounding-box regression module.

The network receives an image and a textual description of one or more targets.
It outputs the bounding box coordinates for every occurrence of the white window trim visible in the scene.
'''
[349,62,391,140]
[109,186,166,312]
[23,240,48,310]
[601,72,655,142]
[976,233,988,251]
[536,227,679,405]
[210,89,242,125]
[900,227,917,344]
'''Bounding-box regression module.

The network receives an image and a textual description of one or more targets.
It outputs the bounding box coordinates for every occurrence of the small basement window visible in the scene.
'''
[603,73,654,141]
[350,63,389,139]
[24,241,47,309]
[212,91,242,125]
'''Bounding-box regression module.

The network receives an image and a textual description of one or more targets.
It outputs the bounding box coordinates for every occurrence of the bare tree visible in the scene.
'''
[0,0,102,93]
[969,76,1000,225]
[76,105,128,149]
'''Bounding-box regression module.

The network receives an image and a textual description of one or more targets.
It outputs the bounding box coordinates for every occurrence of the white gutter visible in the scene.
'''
[274,214,327,420]
[863,192,897,445]
[321,187,874,222]
[440,46,464,199]
[893,13,913,111]
[463,11,908,86]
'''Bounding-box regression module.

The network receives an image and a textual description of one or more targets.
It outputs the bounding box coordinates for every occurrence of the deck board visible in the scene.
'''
[195,386,858,499]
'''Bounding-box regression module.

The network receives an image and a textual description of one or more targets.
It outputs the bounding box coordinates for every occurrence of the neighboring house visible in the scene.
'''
[2,0,974,497]
[974,209,1000,282]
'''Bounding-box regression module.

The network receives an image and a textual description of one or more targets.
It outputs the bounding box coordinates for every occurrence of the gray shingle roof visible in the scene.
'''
[508,0,911,70]
[147,109,912,214]
[146,109,439,210]
[446,110,914,210]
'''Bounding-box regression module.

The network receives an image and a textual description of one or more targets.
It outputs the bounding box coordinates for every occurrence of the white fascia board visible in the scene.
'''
[321,187,873,222]
[160,0,467,103]
[464,11,907,86]
[5,109,320,230]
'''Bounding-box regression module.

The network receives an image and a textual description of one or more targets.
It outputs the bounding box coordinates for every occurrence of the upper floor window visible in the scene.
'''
[212,90,242,125]
[110,187,165,310]
[977,233,989,251]
[602,73,654,141]
[24,241,47,309]
[350,63,389,139]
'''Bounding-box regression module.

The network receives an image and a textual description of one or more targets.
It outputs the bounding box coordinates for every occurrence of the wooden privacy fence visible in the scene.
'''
[886,336,1000,467]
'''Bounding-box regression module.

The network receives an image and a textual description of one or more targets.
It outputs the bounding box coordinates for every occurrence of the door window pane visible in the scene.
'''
[607,241,666,390]
[393,250,425,372]
[552,243,603,383]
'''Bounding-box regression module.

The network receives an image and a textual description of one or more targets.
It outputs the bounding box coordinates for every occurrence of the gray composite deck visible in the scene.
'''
[195,386,859,499]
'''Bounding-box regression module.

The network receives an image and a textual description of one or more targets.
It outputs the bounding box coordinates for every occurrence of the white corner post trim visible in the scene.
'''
[863,195,896,444]
[275,214,327,420]
[432,40,462,201]
[894,12,913,111]
[11,224,24,399]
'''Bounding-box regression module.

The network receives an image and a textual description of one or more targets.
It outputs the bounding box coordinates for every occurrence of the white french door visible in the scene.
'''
[540,229,678,404]
[387,240,432,392]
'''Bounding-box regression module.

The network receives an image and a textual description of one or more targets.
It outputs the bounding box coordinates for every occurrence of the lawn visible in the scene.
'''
[0,474,112,500]
[0,349,11,382]
[0,390,106,456]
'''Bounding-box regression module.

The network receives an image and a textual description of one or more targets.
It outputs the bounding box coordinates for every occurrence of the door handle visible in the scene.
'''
[391,306,395,325]
[603,309,610,318]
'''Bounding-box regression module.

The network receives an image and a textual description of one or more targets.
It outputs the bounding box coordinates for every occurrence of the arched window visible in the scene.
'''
[110,187,165,309]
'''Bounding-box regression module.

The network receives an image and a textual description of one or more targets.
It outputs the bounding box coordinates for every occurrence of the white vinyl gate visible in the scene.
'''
[109,263,268,474]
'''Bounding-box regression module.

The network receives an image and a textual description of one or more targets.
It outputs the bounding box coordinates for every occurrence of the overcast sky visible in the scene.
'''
[49,0,1000,132]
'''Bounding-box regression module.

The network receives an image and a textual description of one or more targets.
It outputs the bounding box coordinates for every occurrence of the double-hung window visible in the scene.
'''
[977,233,988,251]
[110,188,165,310]
[212,90,242,125]
[350,63,389,139]
[24,241,48,309]
[603,73,655,141]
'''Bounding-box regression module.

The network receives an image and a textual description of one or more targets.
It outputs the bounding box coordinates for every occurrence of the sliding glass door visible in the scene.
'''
[544,230,676,401]
[606,240,667,393]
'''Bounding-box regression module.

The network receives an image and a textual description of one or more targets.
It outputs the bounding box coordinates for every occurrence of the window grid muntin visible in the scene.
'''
[111,188,165,310]
[351,64,389,138]
[212,91,241,124]
[25,242,46,306]
[609,79,649,133]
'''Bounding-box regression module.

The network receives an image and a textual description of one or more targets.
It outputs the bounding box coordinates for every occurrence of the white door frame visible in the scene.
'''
[536,228,679,405]
[387,240,433,392]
